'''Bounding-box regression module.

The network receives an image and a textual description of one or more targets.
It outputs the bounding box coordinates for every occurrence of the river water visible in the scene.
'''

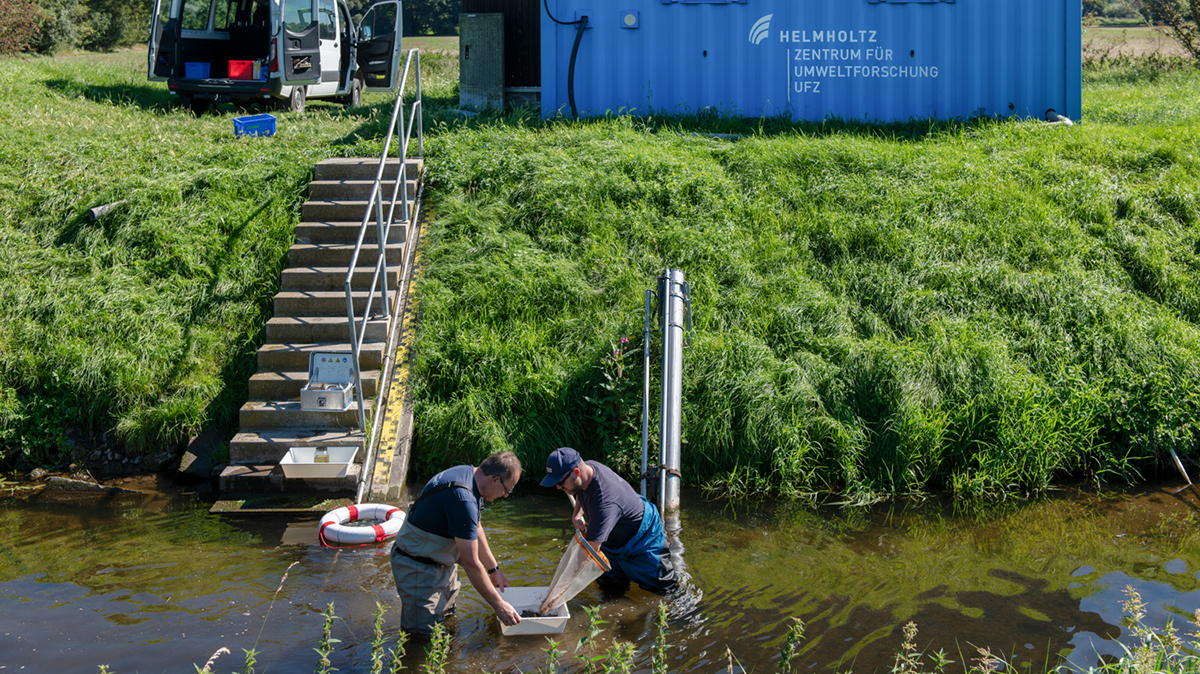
[2,478,1199,673]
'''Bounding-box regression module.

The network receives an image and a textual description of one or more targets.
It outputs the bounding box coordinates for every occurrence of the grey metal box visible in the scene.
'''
[300,352,355,411]
[460,13,504,110]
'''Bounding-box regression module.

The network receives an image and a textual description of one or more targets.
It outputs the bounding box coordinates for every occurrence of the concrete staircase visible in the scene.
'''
[219,157,421,495]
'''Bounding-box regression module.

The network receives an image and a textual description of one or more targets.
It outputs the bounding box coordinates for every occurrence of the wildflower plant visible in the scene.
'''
[315,602,340,674]
[422,622,451,674]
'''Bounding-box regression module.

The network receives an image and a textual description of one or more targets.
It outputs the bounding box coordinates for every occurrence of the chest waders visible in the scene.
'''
[389,481,473,635]
[599,495,676,593]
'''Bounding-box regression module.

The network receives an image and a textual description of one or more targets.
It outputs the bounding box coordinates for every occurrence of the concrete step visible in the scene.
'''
[266,316,389,342]
[308,179,417,201]
[249,369,380,401]
[238,399,371,430]
[281,265,402,291]
[288,242,405,268]
[313,157,423,182]
[273,290,390,317]
[295,220,407,245]
[302,199,417,223]
[219,462,360,494]
[257,341,385,371]
[229,428,367,464]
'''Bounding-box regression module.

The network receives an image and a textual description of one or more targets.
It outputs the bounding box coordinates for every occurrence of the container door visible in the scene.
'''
[147,0,175,81]
[281,0,321,84]
[355,0,402,92]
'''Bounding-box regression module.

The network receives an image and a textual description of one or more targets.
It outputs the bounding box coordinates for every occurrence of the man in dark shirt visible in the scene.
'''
[390,451,522,635]
[540,447,676,592]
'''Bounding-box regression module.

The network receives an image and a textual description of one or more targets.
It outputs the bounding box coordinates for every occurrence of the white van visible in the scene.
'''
[148,0,402,114]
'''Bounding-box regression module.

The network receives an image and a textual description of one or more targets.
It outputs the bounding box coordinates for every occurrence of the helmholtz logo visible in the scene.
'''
[749,14,772,45]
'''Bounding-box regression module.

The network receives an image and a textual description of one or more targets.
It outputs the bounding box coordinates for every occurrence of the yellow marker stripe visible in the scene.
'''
[373,221,424,489]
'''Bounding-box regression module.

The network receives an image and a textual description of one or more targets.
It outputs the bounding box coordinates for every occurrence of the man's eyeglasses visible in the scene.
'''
[556,470,572,489]
[499,476,514,497]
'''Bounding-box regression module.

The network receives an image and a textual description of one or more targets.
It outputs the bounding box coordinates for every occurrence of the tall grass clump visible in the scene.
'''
[410,63,1200,500]
[0,49,453,466]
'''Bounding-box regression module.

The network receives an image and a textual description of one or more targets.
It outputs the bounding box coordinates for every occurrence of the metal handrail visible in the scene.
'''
[346,49,423,502]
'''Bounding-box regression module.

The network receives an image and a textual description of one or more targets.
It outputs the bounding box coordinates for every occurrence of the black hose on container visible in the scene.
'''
[543,0,587,119]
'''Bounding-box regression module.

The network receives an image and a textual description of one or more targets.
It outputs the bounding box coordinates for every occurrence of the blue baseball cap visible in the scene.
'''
[540,447,581,487]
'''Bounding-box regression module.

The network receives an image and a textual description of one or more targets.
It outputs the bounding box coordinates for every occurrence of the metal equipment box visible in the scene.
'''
[540,0,1082,123]
[300,352,355,411]
[460,13,505,110]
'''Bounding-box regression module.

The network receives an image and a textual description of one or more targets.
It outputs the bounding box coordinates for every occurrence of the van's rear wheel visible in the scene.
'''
[287,86,306,114]
[344,77,362,109]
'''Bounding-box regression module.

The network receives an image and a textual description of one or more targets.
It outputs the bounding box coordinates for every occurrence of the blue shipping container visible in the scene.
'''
[540,0,1081,123]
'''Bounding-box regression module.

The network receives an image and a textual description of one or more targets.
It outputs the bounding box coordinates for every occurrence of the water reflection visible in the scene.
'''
[1,483,1199,673]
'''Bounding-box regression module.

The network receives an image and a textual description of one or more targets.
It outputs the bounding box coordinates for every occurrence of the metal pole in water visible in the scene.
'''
[659,269,686,516]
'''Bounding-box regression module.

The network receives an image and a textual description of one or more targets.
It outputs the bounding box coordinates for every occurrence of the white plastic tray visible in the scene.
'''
[498,586,569,636]
[279,446,358,478]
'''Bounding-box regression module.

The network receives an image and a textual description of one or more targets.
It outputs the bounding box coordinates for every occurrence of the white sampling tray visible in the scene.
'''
[498,586,570,636]
[279,446,358,478]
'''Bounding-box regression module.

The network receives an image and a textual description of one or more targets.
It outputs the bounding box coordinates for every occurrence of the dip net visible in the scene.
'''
[538,529,611,614]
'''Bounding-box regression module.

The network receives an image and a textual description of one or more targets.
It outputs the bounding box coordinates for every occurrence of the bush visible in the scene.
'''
[32,0,82,54]
[0,0,43,55]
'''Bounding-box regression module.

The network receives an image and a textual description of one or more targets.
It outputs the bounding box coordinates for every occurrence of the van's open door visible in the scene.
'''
[282,0,322,84]
[356,0,402,92]
[147,0,175,81]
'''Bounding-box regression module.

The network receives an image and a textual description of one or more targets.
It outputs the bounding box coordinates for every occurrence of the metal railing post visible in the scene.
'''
[640,289,653,499]
[348,49,422,503]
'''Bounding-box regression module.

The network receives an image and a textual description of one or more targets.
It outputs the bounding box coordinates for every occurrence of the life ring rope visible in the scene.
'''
[319,503,405,547]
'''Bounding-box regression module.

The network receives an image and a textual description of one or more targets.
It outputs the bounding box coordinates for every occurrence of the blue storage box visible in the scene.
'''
[233,113,276,138]
[184,62,209,79]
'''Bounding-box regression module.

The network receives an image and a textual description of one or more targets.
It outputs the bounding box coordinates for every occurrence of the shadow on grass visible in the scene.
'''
[41,78,179,113]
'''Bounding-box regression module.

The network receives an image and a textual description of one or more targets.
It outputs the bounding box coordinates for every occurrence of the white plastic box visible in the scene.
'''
[498,587,569,636]
[279,446,358,478]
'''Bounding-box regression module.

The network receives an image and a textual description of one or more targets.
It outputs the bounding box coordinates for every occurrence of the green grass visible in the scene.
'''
[408,66,1200,500]
[3,46,1200,503]
[0,49,456,463]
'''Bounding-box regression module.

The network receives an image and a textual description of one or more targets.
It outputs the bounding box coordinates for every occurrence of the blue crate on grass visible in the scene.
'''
[233,113,276,138]
[184,62,209,79]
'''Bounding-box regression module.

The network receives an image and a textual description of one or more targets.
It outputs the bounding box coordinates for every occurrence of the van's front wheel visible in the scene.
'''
[286,86,306,114]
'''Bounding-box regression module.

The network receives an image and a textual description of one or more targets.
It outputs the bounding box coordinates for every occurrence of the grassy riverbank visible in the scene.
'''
[0,48,455,464]
[409,62,1200,500]
[2,48,1198,501]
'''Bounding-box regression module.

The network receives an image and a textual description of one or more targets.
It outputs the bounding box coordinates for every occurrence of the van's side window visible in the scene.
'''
[214,0,237,31]
[283,0,315,32]
[365,3,396,38]
[318,0,335,40]
[181,0,212,31]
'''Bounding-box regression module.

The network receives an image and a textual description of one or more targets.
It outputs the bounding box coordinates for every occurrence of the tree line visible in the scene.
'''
[0,0,461,57]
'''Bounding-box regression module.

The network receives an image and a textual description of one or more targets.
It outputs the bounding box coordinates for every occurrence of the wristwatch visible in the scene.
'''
[486,563,501,575]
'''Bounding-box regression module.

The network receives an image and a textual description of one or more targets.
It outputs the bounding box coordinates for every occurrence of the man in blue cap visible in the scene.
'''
[541,447,676,593]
